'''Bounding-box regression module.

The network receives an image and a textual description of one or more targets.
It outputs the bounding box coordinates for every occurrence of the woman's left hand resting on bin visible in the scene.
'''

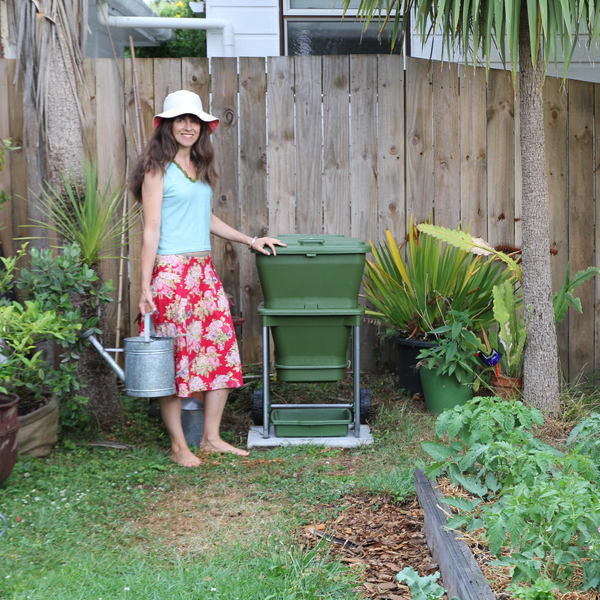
[210,214,286,255]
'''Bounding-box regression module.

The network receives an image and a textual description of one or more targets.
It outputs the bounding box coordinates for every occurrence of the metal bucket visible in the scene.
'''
[124,322,176,398]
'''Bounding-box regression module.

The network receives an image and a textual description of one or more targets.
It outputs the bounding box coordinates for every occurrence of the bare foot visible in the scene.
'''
[201,439,249,457]
[170,446,202,467]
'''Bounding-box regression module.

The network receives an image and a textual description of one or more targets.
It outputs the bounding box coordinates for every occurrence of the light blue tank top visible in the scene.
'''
[157,162,212,255]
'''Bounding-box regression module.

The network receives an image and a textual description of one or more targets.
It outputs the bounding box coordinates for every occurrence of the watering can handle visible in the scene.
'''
[144,313,156,342]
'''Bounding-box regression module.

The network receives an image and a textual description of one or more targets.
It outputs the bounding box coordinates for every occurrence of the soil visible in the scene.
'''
[17,393,51,417]
[300,494,447,600]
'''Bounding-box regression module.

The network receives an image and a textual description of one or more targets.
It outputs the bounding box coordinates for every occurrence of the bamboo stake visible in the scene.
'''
[114,157,129,360]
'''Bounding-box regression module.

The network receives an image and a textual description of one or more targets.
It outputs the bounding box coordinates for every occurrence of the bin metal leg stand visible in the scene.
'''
[353,325,361,438]
[262,326,271,439]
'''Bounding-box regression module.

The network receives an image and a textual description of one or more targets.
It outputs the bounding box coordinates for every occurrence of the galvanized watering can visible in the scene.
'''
[83,314,176,398]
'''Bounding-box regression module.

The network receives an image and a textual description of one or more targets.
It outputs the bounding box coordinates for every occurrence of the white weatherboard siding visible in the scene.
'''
[412,29,600,83]
[206,0,279,57]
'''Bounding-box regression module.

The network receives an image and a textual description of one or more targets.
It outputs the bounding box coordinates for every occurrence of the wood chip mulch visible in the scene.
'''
[299,495,448,600]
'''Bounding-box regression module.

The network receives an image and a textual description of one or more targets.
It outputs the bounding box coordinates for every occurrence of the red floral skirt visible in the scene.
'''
[141,254,243,397]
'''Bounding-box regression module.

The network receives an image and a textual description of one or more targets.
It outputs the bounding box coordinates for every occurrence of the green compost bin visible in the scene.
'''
[253,234,369,310]
[270,407,353,437]
[258,305,364,382]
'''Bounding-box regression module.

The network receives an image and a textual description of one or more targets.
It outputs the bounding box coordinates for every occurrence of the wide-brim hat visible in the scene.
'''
[153,90,219,133]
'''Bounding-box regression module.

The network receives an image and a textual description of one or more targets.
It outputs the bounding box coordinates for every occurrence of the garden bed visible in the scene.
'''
[301,494,447,599]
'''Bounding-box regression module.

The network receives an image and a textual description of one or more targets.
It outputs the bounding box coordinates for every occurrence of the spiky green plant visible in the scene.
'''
[28,160,141,266]
[362,217,513,339]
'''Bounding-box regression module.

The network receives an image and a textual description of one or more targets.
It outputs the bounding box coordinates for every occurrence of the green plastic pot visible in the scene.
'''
[419,366,474,415]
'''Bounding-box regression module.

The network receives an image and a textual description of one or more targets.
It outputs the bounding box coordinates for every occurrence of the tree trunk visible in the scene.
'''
[518,4,560,413]
[76,284,123,431]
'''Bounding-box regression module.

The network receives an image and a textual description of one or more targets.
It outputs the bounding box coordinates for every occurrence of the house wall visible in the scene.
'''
[206,0,280,57]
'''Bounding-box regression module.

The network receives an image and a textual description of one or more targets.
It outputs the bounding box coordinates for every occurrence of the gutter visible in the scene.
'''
[96,1,235,57]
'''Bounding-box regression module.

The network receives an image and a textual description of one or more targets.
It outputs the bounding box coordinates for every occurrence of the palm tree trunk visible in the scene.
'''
[518,3,560,413]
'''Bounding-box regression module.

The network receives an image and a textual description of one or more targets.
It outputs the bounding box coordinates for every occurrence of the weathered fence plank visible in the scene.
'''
[486,69,514,249]
[211,57,241,331]
[182,57,209,110]
[239,57,267,364]
[267,56,295,237]
[323,55,351,237]
[377,54,405,242]
[295,55,323,234]
[350,55,378,371]
[544,77,569,377]
[433,61,459,228]
[95,58,128,342]
[459,66,487,237]
[569,79,595,379]
[405,57,433,224]
[153,58,182,116]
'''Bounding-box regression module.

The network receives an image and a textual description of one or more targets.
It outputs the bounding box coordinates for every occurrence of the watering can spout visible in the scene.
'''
[81,329,126,383]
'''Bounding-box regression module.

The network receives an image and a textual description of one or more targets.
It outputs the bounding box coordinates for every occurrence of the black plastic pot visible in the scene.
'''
[395,337,437,396]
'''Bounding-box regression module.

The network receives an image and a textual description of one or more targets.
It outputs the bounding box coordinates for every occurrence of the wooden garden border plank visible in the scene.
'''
[414,469,495,600]
[267,56,295,237]
[568,79,595,378]
[433,61,459,228]
[486,69,514,248]
[211,58,241,326]
[544,76,569,377]
[405,57,433,224]
[322,55,350,236]
[239,57,267,364]
[459,66,487,237]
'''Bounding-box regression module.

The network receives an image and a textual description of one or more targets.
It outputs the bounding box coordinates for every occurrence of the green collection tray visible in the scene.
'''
[270,407,352,438]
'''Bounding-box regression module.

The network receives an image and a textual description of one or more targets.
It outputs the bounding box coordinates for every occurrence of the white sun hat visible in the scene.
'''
[153,90,219,133]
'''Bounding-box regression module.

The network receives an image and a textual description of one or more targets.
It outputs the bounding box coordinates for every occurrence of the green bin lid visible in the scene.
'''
[254,234,369,255]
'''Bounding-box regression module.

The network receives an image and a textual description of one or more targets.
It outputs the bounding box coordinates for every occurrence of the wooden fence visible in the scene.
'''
[0,55,598,380]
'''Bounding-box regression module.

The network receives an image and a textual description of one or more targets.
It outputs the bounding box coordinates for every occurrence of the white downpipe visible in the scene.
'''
[97,1,235,57]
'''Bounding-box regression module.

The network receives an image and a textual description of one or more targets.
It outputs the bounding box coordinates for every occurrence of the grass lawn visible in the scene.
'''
[0,373,437,600]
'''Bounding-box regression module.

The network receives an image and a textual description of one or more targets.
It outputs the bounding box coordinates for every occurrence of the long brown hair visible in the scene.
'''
[129,115,219,200]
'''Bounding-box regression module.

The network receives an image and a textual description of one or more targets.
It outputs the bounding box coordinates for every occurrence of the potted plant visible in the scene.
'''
[416,311,483,414]
[0,243,113,461]
[362,217,513,394]
[477,281,531,400]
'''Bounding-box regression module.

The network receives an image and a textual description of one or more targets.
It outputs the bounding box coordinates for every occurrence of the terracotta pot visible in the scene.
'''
[490,373,523,401]
[0,392,20,486]
[17,394,59,458]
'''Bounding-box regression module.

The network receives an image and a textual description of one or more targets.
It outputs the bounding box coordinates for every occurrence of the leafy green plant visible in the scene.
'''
[396,567,459,600]
[566,412,600,464]
[488,281,531,379]
[553,258,600,324]
[17,243,115,341]
[27,159,141,266]
[0,300,82,399]
[363,217,512,339]
[508,576,557,600]
[130,0,207,59]
[417,310,483,386]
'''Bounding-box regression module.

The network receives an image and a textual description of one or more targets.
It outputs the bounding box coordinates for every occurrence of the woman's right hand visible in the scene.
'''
[139,290,156,316]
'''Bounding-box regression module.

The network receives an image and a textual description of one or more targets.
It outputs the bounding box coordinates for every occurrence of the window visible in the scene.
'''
[283,0,402,56]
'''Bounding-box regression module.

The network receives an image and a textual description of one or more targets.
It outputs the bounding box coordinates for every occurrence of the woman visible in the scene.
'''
[130,90,284,467]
